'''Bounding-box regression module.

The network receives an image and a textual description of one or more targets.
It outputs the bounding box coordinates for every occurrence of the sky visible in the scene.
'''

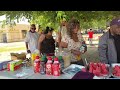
[0,15,30,24]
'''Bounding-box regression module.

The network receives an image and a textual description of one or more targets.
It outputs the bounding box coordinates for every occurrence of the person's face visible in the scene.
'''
[62,21,66,26]
[115,25,120,35]
[30,26,36,32]
[110,25,120,35]
[73,25,80,34]
[47,31,53,36]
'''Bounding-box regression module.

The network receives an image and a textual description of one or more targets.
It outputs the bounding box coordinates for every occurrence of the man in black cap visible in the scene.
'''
[98,18,120,64]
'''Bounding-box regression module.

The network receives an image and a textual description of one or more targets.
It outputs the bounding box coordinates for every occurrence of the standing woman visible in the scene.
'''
[38,27,55,56]
[60,18,87,65]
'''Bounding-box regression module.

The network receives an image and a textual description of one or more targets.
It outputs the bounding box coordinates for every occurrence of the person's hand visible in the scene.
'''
[59,41,68,48]
[72,50,81,56]
[74,50,81,55]
[27,50,31,53]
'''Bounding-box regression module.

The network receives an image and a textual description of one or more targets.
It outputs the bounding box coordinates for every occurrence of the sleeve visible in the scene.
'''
[58,26,61,32]
[98,35,108,64]
[24,32,30,43]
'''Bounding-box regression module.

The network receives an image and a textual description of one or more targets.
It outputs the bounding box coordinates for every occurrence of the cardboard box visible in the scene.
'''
[10,53,26,60]
[7,60,22,71]
[0,60,11,71]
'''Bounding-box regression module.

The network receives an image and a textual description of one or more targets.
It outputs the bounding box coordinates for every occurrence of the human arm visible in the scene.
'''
[57,26,62,47]
[24,32,31,53]
[25,42,31,53]
[37,34,45,55]
[98,35,108,64]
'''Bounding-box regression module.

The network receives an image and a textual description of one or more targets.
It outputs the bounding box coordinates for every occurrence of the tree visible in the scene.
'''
[0,11,120,31]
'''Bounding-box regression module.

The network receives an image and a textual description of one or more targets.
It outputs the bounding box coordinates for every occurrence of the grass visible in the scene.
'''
[0,47,26,53]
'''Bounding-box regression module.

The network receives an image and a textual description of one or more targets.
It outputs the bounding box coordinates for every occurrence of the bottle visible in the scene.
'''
[52,56,56,63]
[42,54,48,64]
[40,56,46,75]
[52,57,60,76]
[46,57,53,75]
[34,56,40,73]
[80,41,87,53]
[58,56,64,73]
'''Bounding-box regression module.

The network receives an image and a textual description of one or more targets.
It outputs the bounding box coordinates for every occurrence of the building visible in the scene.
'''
[0,24,33,43]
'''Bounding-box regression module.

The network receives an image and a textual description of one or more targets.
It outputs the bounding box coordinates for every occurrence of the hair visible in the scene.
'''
[31,24,36,27]
[44,26,54,34]
[66,18,80,39]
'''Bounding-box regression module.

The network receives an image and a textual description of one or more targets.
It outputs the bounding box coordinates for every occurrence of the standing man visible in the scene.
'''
[88,29,94,46]
[98,18,120,64]
[25,24,39,53]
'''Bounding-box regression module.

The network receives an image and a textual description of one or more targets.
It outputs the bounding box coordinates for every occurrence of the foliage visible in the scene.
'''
[0,11,120,31]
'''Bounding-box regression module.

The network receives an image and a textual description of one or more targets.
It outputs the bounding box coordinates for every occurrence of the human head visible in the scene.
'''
[90,29,92,31]
[66,18,80,38]
[110,18,120,35]
[44,26,54,36]
[30,24,36,32]
[61,18,67,26]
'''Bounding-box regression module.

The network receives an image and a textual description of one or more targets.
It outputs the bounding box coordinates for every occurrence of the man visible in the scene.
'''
[25,24,39,53]
[98,18,120,64]
[88,29,94,46]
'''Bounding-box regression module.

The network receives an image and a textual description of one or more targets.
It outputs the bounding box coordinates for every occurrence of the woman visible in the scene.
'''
[38,26,55,56]
[57,19,67,47]
[60,18,87,65]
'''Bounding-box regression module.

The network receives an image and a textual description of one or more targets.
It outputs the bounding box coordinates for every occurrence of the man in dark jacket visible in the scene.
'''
[98,18,120,64]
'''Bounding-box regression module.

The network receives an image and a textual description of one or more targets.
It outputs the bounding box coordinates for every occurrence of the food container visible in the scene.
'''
[87,62,110,78]
[111,63,120,78]
[10,53,26,60]
[62,64,85,77]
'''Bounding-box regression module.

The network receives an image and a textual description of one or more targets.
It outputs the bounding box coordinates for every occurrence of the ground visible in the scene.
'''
[0,34,102,62]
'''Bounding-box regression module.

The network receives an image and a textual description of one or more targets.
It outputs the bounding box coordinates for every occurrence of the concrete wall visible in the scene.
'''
[0,24,34,43]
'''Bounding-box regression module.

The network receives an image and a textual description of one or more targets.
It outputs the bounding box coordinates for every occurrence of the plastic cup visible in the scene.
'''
[62,53,71,68]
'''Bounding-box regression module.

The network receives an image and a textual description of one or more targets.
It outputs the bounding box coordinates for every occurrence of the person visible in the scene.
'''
[60,18,87,65]
[98,18,120,64]
[25,24,39,53]
[88,29,94,46]
[38,26,55,56]
[57,19,67,47]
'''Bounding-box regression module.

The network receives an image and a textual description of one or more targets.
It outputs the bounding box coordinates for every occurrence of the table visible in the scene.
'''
[0,67,73,79]
[0,67,119,79]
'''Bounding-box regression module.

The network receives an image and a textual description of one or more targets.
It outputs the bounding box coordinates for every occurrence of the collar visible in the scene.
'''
[109,30,114,39]
[29,30,36,33]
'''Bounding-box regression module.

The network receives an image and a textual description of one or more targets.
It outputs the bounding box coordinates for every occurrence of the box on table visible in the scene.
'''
[10,53,26,60]
[7,60,23,71]
[0,60,11,71]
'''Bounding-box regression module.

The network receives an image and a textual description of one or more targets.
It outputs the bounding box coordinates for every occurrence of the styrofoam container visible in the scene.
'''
[111,63,120,78]
[62,64,85,76]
